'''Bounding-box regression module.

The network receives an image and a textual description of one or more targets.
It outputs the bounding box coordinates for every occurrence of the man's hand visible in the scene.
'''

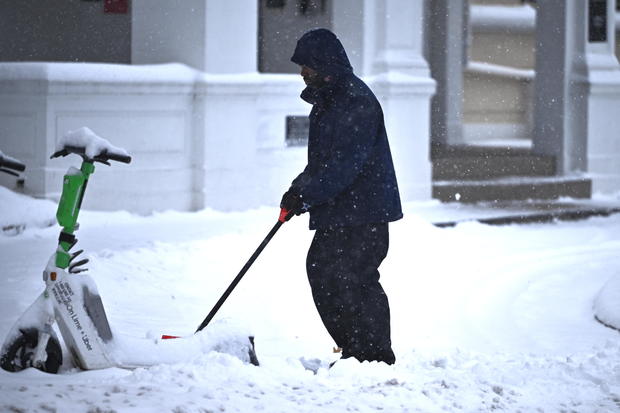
[280,189,306,220]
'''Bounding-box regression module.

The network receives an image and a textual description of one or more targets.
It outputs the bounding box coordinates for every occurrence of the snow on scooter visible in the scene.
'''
[0,127,260,373]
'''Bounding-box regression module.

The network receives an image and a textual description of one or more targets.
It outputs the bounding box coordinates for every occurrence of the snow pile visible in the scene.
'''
[2,339,620,412]
[58,127,129,159]
[0,186,56,234]
[2,198,620,411]
[108,319,257,368]
[594,274,620,330]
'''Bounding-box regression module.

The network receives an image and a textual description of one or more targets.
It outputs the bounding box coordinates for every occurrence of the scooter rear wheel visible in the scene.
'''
[0,328,62,373]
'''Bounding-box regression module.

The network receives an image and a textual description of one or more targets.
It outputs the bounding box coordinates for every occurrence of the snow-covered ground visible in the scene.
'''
[1,187,620,412]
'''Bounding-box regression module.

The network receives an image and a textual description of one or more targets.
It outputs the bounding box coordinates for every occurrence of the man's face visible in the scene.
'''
[300,65,328,88]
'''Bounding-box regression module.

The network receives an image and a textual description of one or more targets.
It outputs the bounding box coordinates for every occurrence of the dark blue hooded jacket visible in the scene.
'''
[289,28,403,230]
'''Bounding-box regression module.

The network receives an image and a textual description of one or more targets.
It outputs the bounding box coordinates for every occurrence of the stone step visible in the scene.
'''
[432,206,620,227]
[433,155,556,180]
[432,145,555,180]
[432,176,592,203]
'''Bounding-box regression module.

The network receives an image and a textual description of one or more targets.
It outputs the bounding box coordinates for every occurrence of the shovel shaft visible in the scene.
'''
[195,210,291,333]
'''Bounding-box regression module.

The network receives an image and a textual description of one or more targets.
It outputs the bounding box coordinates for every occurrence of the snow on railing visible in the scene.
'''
[472,6,620,35]
[0,62,199,84]
[469,5,536,33]
[466,61,535,80]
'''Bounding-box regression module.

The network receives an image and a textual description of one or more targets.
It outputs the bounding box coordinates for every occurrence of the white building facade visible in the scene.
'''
[0,0,618,213]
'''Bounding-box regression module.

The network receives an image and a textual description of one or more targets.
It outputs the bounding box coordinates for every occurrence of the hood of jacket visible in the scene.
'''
[290,28,353,79]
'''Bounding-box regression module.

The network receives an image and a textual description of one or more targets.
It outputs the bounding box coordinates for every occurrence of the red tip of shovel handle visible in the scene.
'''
[161,335,180,340]
[279,208,290,223]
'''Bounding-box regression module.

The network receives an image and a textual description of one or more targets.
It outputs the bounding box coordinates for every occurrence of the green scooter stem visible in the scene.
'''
[55,161,95,269]
[51,147,131,267]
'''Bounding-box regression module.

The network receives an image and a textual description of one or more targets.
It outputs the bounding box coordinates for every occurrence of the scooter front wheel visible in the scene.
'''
[0,328,62,373]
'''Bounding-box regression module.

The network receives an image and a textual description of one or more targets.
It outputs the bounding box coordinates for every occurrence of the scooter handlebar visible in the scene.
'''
[51,145,132,165]
[0,155,26,172]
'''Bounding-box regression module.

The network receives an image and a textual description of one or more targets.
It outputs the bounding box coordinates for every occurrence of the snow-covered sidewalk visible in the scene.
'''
[1,189,620,412]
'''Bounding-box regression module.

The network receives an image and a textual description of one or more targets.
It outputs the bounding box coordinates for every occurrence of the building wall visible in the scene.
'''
[258,0,332,73]
[0,63,197,214]
[0,62,314,213]
[0,0,131,64]
[0,1,436,212]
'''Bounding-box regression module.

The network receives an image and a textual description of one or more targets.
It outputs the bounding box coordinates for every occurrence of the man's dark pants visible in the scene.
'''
[306,222,395,364]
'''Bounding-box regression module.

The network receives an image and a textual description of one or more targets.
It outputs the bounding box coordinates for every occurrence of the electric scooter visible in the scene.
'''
[0,143,131,373]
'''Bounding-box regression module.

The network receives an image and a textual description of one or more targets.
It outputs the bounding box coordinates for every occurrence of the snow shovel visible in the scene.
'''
[162,208,294,365]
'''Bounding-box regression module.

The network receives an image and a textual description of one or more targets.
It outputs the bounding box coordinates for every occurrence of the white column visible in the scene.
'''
[192,80,260,211]
[426,0,466,147]
[532,0,589,175]
[132,0,258,74]
[586,0,620,194]
[331,0,365,75]
[204,0,258,74]
[371,0,429,77]
[366,0,436,201]
[330,0,376,77]
[191,0,261,210]
[131,0,207,69]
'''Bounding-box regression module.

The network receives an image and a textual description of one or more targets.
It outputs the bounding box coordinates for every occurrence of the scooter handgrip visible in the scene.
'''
[0,155,26,172]
[105,152,132,164]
